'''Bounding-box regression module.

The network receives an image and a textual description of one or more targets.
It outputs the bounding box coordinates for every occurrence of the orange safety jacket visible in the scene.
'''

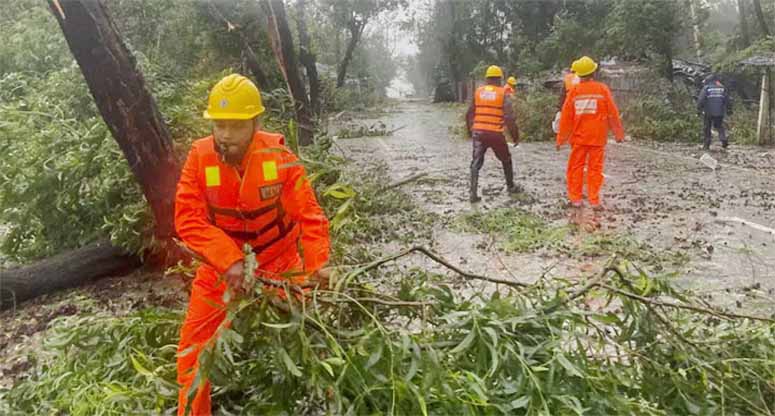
[504,85,515,96]
[557,79,624,147]
[472,85,506,133]
[175,130,330,275]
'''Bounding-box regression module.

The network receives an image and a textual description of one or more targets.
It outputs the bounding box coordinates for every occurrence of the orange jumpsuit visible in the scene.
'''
[556,79,624,206]
[174,131,330,415]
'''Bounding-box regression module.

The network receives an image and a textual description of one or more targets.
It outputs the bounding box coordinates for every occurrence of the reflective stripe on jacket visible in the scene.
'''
[557,80,624,147]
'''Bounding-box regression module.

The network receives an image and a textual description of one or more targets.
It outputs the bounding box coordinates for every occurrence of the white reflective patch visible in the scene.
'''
[479,90,497,101]
[575,98,598,115]
[575,94,604,100]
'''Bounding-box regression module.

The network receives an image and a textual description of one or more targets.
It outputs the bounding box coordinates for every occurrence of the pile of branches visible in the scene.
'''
[3,248,774,415]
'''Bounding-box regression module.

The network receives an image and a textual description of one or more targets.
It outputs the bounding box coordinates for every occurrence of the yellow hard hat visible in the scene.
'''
[572,56,598,77]
[507,76,517,86]
[203,74,265,120]
[569,59,579,73]
[485,65,503,79]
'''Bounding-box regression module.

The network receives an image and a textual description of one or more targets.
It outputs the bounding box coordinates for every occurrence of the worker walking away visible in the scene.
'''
[556,57,624,211]
[466,65,521,203]
[174,74,330,416]
[697,74,732,151]
[504,76,517,96]
[553,63,580,133]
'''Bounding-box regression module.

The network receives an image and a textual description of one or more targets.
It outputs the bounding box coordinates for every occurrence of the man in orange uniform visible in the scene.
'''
[174,74,330,415]
[556,57,624,210]
[504,76,517,96]
[466,65,521,203]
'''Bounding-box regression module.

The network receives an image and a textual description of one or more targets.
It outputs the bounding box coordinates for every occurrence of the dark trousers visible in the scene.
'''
[703,115,727,148]
[470,131,514,196]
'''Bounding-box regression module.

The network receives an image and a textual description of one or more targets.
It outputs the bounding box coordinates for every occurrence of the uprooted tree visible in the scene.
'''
[47,0,180,238]
[0,0,332,309]
[0,0,180,310]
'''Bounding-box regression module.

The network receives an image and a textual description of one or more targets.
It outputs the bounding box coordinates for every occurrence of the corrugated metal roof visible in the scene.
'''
[740,55,775,67]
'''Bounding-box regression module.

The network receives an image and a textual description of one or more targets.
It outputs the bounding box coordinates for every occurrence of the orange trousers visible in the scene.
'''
[567,144,606,206]
[177,253,302,416]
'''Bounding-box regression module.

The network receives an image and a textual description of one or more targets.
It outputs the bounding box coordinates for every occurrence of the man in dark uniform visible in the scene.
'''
[697,74,732,150]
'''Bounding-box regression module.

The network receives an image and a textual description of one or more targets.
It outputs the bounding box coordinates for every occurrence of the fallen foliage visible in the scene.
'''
[3,256,774,415]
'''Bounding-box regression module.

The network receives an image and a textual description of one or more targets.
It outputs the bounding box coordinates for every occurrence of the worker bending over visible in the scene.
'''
[174,74,330,415]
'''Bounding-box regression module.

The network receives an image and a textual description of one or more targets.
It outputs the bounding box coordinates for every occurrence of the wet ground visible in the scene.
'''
[0,271,186,389]
[2,100,773,389]
[336,100,775,312]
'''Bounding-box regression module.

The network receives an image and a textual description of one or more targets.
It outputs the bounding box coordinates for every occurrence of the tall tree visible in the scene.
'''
[738,0,752,48]
[262,0,315,146]
[48,0,178,240]
[206,0,271,88]
[751,0,771,37]
[321,0,405,88]
[688,0,703,61]
[604,0,683,80]
[296,0,321,115]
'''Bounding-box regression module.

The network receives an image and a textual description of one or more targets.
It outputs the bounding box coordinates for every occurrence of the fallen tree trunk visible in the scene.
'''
[0,242,141,311]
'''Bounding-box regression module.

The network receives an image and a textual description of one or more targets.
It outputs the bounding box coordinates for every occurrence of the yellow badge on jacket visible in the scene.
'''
[262,161,278,181]
[205,166,220,187]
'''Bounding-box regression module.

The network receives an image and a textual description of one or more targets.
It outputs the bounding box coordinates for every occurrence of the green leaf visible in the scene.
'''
[324,183,355,199]
[325,357,346,367]
[510,396,530,410]
[130,355,153,378]
[556,353,584,378]
[320,361,335,378]
[365,343,384,369]
[279,348,302,377]
[261,322,296,330]
[449,330,477,355]
[591,313,620,325]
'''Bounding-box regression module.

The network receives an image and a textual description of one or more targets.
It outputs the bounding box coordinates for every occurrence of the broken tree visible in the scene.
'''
[262,0,315,146]
[1,0,182,309]
[49,0,179,237]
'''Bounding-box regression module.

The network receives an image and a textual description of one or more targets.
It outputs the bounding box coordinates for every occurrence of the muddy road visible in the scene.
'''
[337,100,775,312]
[2,100,773,389]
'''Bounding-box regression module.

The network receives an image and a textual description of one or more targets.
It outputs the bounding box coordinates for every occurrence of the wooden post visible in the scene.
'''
[757,70,770,145]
